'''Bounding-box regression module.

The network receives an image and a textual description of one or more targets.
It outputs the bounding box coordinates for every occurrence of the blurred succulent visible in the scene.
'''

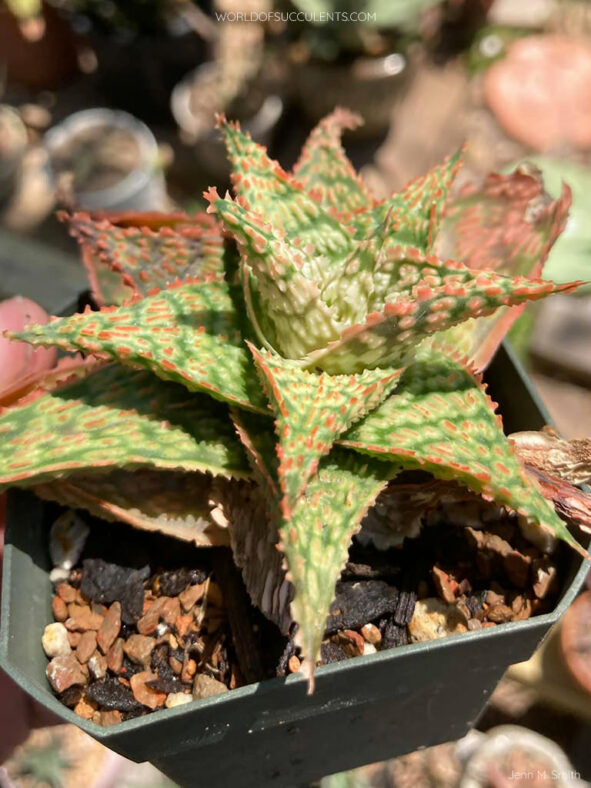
[0,108,586,685]
[15,737,71,788]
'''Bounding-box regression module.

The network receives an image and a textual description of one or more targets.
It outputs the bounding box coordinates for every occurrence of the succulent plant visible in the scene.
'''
[0,108,587,686]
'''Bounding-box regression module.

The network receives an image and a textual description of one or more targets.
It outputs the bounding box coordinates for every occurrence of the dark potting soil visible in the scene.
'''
[41,500,567,726]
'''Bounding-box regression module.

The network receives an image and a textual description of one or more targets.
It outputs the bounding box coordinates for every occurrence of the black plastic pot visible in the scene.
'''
[0,343,587,787]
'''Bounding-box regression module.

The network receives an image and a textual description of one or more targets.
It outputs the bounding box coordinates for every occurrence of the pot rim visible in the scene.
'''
[1,501,588,743]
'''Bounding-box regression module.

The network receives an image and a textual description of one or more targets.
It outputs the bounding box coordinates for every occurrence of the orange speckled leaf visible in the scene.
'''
[0,363,250,488]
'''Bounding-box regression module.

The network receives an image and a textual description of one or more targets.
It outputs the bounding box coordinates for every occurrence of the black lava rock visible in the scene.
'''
[392,589,417,626]
[158,568,208,597]
[325,581,399,635]
[80,559,149,624]
[380,619,409,649]
[86,677,144,713]
[321,641,349,664]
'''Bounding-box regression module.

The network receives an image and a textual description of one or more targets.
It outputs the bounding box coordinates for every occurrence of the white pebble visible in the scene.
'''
[42,622,71,658]
[49,568,70,584]
[165,692,193,709]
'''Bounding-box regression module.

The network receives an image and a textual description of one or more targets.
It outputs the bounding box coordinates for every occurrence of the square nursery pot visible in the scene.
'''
[0,342,588,788]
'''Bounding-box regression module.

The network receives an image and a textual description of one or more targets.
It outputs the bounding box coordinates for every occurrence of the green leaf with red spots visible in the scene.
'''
[0,364,251,489]
[340,350,584,554]
[217,117,353,270]
[292,107,373,225]
[32,469,231,546]
[249,344,401,517]
[10,278,267,412]
[65,211,226,305]
[358,150,463,252]
[279,449,397,683]
[303,266,581,374]
[207,192,342,358]
[435,165,572,369]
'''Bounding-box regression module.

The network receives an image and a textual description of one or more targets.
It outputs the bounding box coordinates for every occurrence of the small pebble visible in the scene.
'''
[165,692,193,709]
[192,673,228,699]
[73,694,98,720]
[485,589,505,607]
[137,597,168,636]
[486,604,514,623]
[123,634,155,668]
[42,623,71,658]
[100,710,123,726]
[88,652,108,680]
[181,657,197,683]
[56,583,77,603]
[160,597,181,627]
[76,631,97,664]
[97,602,121,654]
[179,582,205,612]
[51,596,68,622]
[361,623,381,646]
[46,655,87,693]
[288,655,301,674]
[65,604,104,632]
[49,568,70,585]
[175,614,193,638]
[106,638,124,674]
[155,622,169,638]
[342,629,364,655]
[432,565,458,604]
[408,598,467,643]
[130,671,167,709]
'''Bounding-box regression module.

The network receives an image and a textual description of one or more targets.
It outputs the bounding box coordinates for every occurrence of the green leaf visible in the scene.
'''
[65,211,226,304]
[250,345,401,516]
[340,350,584,553]
[359,150,463,251]
[32,469,231,546]
[279,449,396,683]
[207,192,342,358]
[303,266,581,374]
[217,117,353,270]
[292,107,373,224]
[0,364,251,488]
[11,278,267,413]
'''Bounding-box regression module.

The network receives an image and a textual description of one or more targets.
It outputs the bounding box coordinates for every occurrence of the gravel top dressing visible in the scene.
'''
[40,485,567,727]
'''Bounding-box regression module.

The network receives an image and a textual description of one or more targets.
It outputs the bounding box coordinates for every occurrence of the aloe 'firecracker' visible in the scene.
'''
[0,108,587,686]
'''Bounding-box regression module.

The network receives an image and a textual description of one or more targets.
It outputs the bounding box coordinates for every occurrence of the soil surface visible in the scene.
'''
[41,494,567,727]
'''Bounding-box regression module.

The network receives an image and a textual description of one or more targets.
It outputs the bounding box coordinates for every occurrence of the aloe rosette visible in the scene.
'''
[0,108,586,685]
